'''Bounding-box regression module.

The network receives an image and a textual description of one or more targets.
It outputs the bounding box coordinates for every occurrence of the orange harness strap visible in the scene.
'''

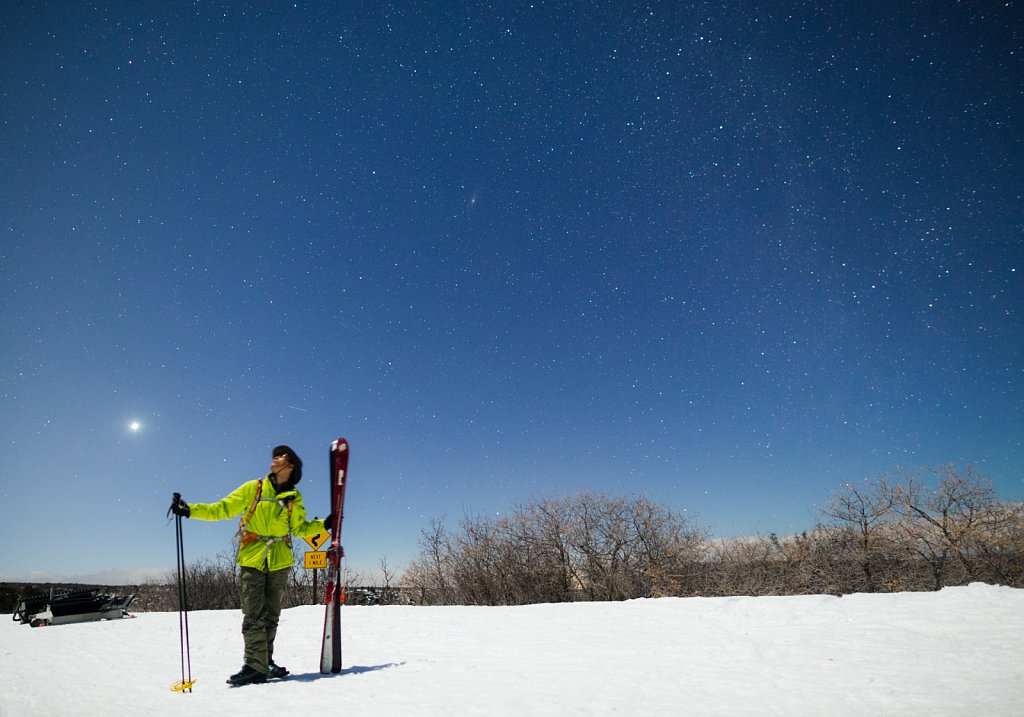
[238,479,294,548]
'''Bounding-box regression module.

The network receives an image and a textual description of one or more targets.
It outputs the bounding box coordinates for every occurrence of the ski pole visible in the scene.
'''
[170,494,196,693]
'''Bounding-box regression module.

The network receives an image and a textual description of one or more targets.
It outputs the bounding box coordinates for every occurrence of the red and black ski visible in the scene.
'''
[320,437,349,674]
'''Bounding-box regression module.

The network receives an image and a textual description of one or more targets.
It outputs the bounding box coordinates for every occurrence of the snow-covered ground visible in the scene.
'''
[2,583,1021,716]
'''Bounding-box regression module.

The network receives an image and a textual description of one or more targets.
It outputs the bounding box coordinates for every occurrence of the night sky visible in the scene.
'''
[2,1,1021,583]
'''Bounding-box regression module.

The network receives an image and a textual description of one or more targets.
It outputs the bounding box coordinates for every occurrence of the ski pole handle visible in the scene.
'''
[168,493,190,519]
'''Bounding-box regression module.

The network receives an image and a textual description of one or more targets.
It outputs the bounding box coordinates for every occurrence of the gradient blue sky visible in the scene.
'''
[2,1,1021,584]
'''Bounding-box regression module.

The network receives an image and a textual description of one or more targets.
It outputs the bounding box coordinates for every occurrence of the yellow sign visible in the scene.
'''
[304,550,327,570]
[303,530,330,551]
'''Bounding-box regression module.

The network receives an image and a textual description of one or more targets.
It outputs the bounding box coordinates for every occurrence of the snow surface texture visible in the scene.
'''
[2,584,1021,716]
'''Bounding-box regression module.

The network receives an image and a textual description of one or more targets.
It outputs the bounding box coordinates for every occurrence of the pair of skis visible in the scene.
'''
[319,437,349,674]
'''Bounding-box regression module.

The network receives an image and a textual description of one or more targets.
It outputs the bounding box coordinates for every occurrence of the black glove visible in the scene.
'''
[323,513,334,531]
[168,493,190,518]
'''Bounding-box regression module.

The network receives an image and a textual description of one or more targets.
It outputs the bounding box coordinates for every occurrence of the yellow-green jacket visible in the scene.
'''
[189,476,327,571]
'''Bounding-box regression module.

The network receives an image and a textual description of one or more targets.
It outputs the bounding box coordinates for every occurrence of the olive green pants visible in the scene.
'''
[240,565,290,674]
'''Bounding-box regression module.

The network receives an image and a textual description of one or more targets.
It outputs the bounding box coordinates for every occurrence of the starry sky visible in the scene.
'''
[1,1,1021,584]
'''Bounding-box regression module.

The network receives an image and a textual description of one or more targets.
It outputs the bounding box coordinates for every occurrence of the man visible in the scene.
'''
[170,445,332,685]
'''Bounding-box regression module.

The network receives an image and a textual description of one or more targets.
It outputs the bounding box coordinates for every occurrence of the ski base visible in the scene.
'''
[319,438,348,674]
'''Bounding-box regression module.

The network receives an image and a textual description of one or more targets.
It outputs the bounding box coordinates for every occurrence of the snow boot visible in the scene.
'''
[227,665,267,686]
[268,662,289,679]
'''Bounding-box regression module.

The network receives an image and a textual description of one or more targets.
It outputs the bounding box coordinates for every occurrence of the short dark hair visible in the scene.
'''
[272,445,303,484]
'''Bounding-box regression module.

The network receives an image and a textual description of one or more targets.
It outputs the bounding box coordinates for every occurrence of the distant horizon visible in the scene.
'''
[5,462,1020,588]
[0,567,172,587]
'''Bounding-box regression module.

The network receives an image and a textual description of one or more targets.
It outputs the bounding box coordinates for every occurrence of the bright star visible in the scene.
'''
[129,421,141,432]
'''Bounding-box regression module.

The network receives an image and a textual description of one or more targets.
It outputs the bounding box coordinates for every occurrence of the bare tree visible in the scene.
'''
[403,516,457,604]
[894,465,1004,589]
[972,501,1024,584]
[823,475,899,592]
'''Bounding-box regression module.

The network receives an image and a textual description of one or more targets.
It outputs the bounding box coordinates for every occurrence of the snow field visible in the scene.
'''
[1,583,1021,716]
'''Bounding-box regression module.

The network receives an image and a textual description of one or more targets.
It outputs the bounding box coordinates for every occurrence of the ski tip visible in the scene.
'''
[331,438,348,451]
